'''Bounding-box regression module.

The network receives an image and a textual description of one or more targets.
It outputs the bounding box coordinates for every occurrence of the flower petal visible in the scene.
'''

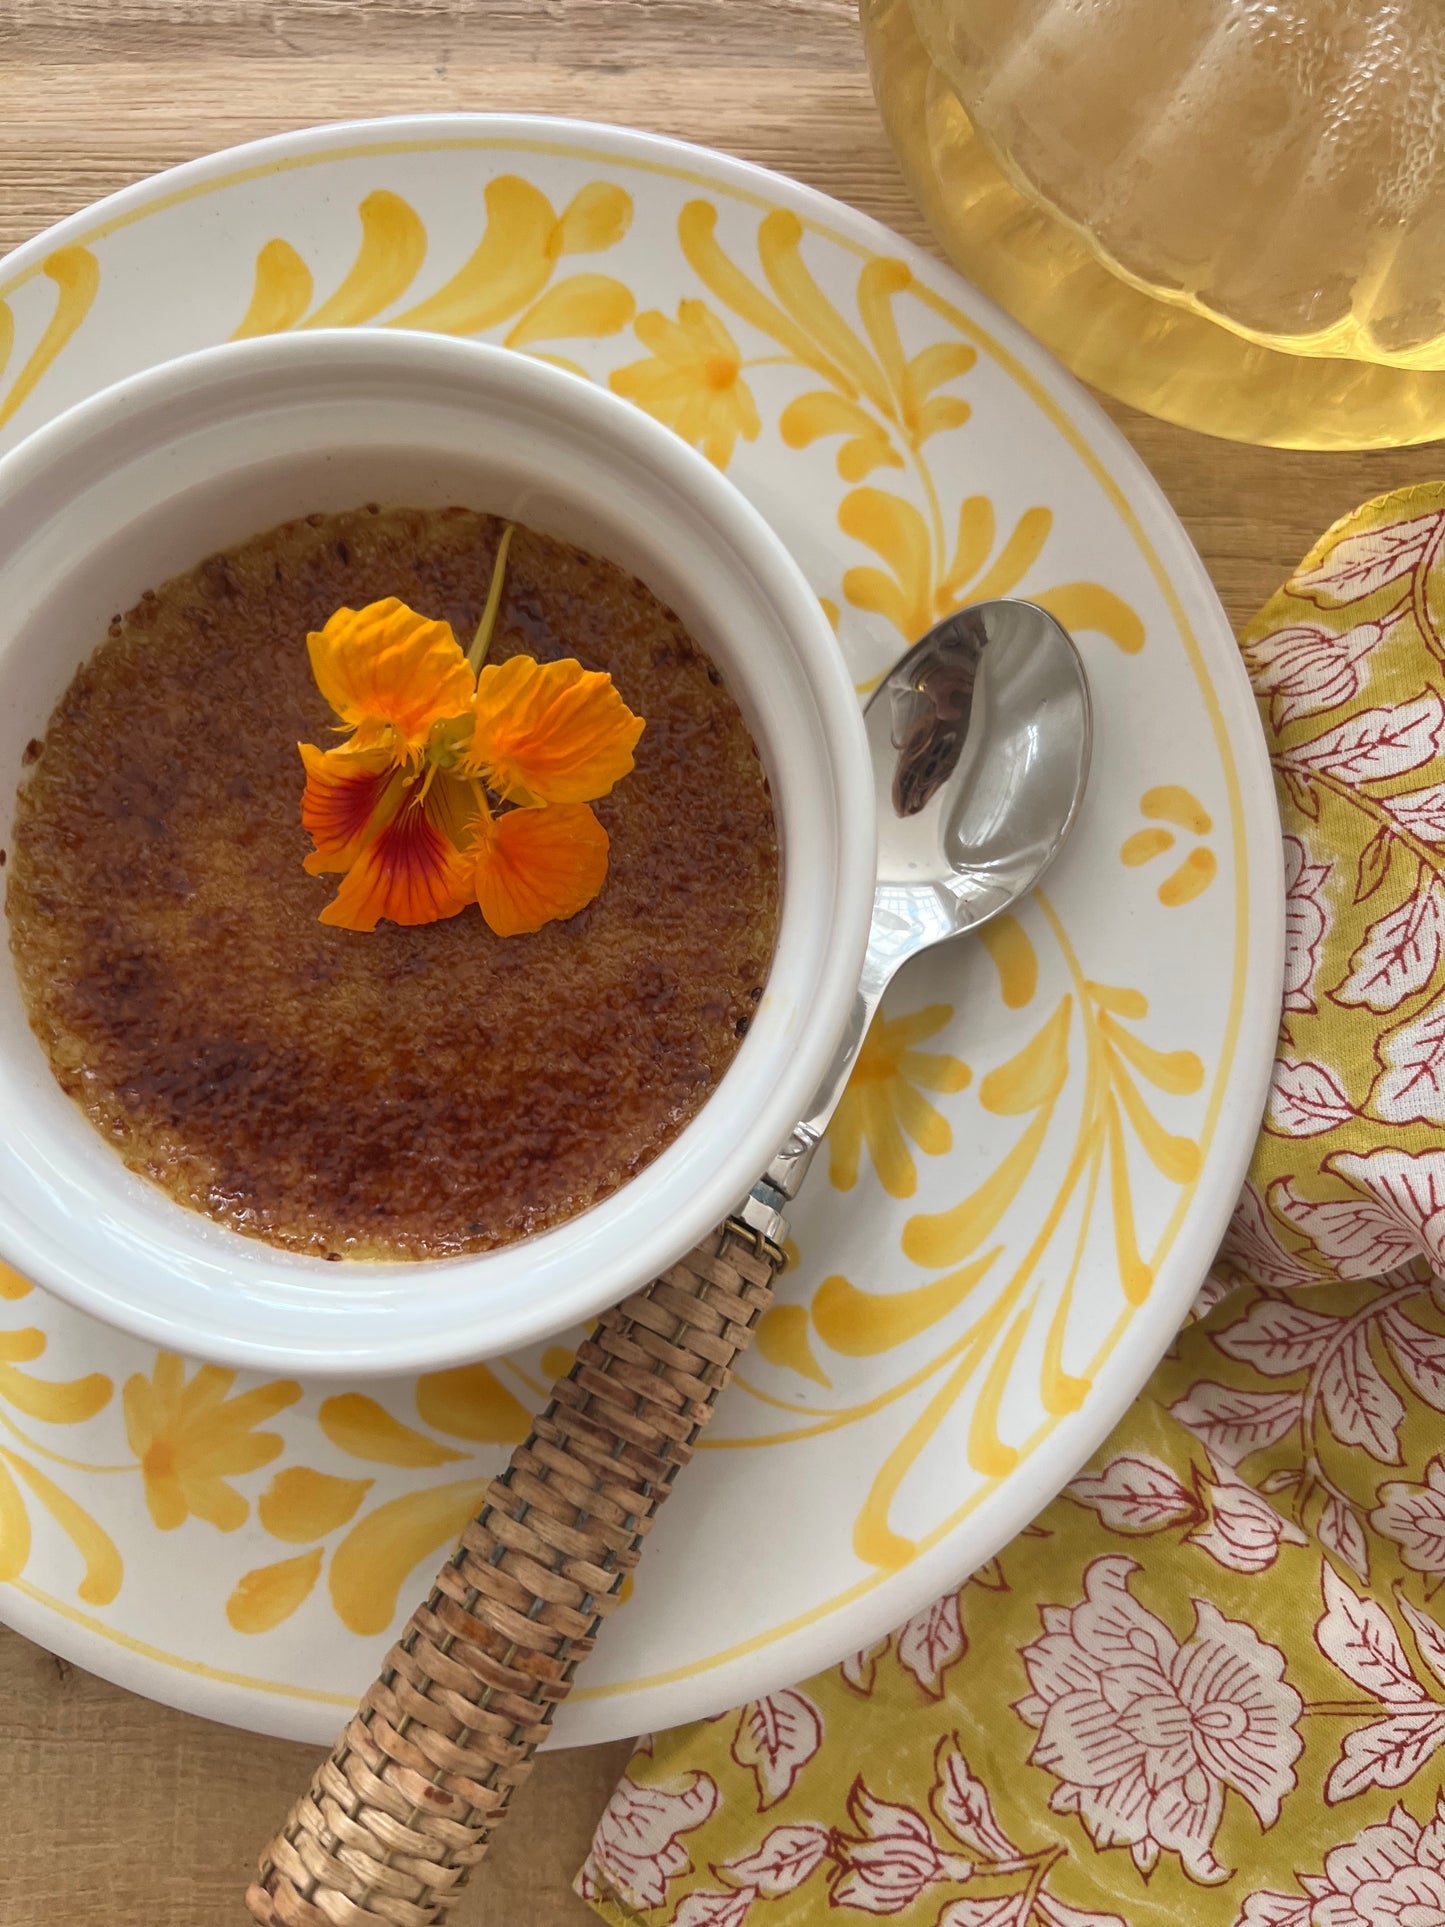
[299,743,402,874]
[319,781,474,931]
[307,598,475,756]
[472,802,609,936]
[470,656,643,804]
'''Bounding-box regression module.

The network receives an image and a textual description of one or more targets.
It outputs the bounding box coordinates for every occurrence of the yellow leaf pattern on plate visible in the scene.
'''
[227,1548,325,1634]
[0,1350,109,1424]
[813,1255,998,1357]
[755,1305,832,1387]
[303,190,426,330]
[1144,785,1213,834]
[978,914,1038,1010]
[3,1448,122,1605]
[258,1467,372,1543]
[414,1364,529,1446]
[0,1458,31,1584]
[316,1393,468,1469]
[1120,786,1218,906]
[232,177,635,351]
[508,273,635,348]
[0,1308,121,1605]
[329,1478,488,1637]
[0,1262,34,1302]
[232,238,313,338]
[0,246,99,433]
[234,1371,531,1635]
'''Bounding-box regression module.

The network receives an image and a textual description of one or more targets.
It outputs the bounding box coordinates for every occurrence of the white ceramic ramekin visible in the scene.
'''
[0,331,874,1375]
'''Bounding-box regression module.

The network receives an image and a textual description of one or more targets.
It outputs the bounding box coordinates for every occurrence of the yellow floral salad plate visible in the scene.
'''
[0,116,1281,1744]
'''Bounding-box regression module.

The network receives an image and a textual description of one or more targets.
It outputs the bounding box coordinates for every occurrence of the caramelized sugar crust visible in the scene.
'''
[7,507,779,1259]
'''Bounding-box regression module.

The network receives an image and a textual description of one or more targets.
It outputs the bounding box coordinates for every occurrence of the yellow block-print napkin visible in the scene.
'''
[577,483,1445,1927]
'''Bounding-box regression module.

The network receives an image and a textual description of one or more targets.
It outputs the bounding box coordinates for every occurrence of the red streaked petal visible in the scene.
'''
[299,743,401,874]
[471,803,609,937]
[318,784,474,931]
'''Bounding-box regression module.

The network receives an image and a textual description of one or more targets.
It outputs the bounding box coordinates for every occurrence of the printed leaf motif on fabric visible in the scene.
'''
[1333,882,1445,1013]
[896,1590,968,1698]
[1313,1564,1445,1803]
[588,1771,721,1912]
[1371,1457,1445,1574]
[929,1736,1019,1863]
[1373,995,1445,1124]
[1217,1179,1323,1289]
[730,1691,824,1811]
[1166,1382,1303,1466]
[1282,833,1334,1016]
[1066,1455,1201,1532]
[831,1779,974,1913]
[1264,1058,1356,1138]
[673,1888,758,1927]
[1288,507,1445,607]
[1276,693,1445,787]
[1315,1563,1426,1705]
[720,1825,832,1896]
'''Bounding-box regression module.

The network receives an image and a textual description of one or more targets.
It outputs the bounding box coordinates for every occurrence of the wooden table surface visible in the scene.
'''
[2,2,1442,1921]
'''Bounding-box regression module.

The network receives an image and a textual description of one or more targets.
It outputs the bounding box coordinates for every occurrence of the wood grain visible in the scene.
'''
[0,2,1440,1921]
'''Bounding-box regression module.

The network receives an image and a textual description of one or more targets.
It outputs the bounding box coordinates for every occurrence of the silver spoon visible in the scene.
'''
[747,596,1092,1226]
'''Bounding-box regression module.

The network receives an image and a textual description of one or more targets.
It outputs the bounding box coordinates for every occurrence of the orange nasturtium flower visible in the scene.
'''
[298,537,644,936]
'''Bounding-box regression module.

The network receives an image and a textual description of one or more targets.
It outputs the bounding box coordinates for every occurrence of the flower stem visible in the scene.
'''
[468,524,515,671]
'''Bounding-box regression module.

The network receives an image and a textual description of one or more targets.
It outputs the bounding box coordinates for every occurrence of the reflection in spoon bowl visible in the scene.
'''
[749,597,1091,1218]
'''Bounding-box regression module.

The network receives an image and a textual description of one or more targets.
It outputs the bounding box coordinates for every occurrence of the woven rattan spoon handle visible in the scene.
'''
[246,1212,786,1927]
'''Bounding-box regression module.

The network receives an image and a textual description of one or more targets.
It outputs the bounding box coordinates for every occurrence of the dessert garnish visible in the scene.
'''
[298,530,644,935]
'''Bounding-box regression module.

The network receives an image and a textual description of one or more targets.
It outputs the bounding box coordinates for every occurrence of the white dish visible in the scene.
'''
[0,115,1280,1748]
[0,329,873,1376]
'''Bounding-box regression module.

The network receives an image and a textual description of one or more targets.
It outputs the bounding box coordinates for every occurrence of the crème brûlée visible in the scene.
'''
[6,505,780,1261]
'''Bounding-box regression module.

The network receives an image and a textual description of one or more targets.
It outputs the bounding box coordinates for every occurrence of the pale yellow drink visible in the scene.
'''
[863,0,1445,446]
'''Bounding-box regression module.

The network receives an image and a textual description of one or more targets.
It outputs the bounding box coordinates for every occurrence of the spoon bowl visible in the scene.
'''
[872,598,1091,920]
[755,597,1091,1208]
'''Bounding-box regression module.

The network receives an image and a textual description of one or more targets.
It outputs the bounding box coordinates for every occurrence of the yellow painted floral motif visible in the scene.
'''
[977,912,1038,1009]
[232,178,635,369]
[258,1467,373,1543]
[0,246,99,434]
[727,911,1206,1573]
[610,299,761,469]
[0,1316,120,1605]
[226,1362,528,1637]
[122,1355,300,1533]
[828,1005,972,1199]
[654,199,1142,674]
[755,1305,831,1388]
[227,1548,325,1636]
[541,1345,578,1382]
[0,1261,33,1301]
[1121,784,1219,906]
